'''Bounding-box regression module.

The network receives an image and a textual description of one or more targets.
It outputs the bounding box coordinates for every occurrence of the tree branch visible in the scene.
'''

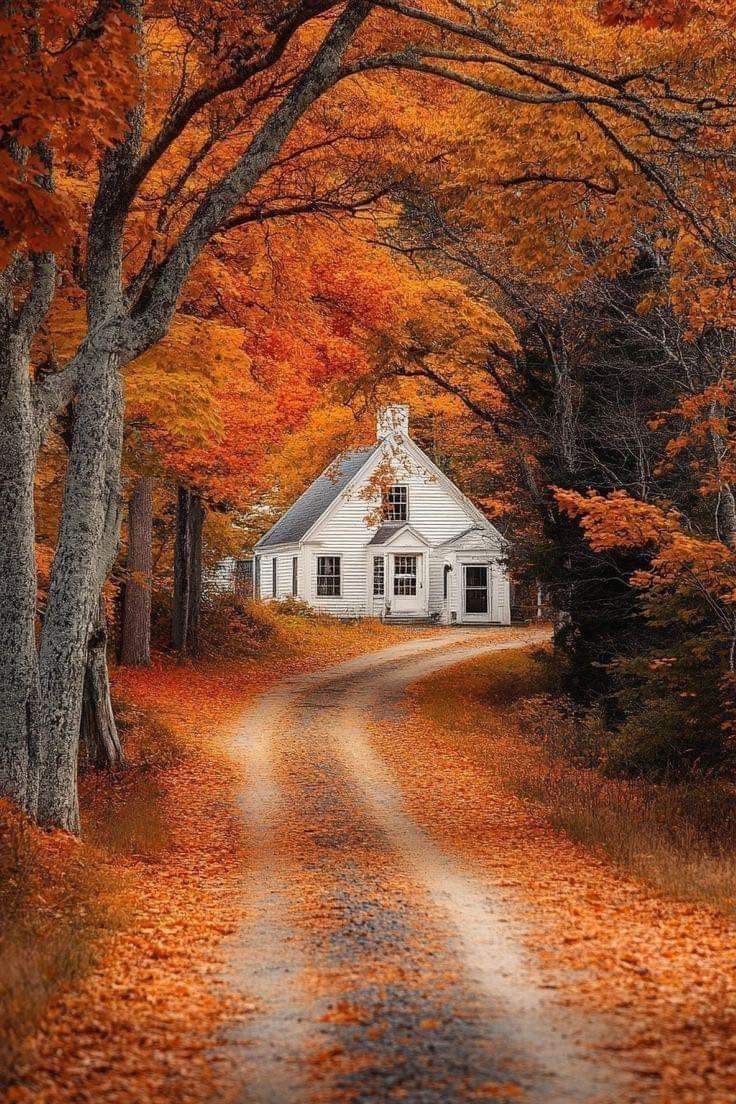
[122,0,374,360]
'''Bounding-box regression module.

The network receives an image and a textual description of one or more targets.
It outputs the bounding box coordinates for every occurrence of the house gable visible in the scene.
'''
[367,523,430,548]
[255,442,379,551]
[303,432,504,549]
[439,526,504,553]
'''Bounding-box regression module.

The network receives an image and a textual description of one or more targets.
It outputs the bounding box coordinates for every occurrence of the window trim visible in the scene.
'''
[382,484,409,523]
[316,555,341,598]
[373,555,385,597]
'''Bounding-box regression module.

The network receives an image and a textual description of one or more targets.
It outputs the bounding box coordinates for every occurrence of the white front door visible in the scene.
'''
[463,563,491,621]
[391,553,423,614]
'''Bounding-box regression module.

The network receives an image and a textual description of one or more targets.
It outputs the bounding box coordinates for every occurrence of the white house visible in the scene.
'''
[253,405,511,624]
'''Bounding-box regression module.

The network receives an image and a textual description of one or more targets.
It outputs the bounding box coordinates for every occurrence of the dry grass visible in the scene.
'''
[415,647,736,911]
[82,704,183,859]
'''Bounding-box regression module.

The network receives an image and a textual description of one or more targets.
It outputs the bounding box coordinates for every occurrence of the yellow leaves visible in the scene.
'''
[126,315,249,453]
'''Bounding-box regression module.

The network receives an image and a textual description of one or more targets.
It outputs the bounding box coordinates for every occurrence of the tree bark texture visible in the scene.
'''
[81,597,125,769]
[36,360,124,831]
[120,476,154,666]
[171,486,205,658]
[0,3,370,828]
[0,338,40,814]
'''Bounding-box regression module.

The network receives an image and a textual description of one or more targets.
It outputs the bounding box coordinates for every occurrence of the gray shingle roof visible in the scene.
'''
[367,523,404,546]
[255,443,379,550]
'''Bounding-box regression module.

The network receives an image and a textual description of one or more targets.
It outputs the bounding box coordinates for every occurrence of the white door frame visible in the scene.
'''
[388,548,428,615]
[461,560,492,622]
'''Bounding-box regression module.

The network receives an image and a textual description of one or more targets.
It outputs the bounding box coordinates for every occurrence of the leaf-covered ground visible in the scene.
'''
[379,647,736,1104]
[6,617,431,1104]
[8,626,736,1103]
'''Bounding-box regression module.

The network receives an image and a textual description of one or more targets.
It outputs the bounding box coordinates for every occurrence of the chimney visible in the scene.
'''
[376,404,410,440]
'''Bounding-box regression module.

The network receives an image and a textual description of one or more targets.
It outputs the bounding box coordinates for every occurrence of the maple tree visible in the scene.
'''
[2,0,736,831]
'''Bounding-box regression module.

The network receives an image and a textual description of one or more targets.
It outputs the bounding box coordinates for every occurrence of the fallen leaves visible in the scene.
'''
[7,618,428,1104]
[375,647,736,1104]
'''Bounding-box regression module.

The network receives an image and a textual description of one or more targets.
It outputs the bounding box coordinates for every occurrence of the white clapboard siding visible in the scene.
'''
[252,409,512,624]
[303,450,470,616]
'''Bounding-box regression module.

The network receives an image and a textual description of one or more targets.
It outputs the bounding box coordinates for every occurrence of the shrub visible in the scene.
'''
[605,697,732,780]
[198,593,279,657]
[516,695,606,769]
[272,596,318,618]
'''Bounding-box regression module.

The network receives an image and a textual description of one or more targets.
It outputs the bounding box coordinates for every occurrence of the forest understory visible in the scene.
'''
[395,646,736,1104]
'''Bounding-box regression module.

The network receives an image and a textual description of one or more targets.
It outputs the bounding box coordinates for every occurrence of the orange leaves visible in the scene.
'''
[555,485,736,624]
[554,487,677,551]
[597,0,697,28]
[0,3,138,264]
[383,653,736,1104]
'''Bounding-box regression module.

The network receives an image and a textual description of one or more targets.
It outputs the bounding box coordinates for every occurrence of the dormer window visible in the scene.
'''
[383,485,408,522]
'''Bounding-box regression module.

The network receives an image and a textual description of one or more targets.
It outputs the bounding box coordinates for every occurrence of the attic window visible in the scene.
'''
[383,485,408,522]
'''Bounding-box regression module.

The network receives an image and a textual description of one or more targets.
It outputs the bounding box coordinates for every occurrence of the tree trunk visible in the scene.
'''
[120,475,154,666]
[708,401,736,550]
[171,484,191,655]
[81,596,125,769]
[171,485,205,658]
[0,338,40,815]
[36,357,124,831]
[187,492,205,657]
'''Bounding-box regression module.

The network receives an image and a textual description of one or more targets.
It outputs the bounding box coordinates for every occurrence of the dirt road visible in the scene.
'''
[225,628,633,1104]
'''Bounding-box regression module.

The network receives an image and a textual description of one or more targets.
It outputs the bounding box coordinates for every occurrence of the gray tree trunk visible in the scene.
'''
[0,337,40,814]
[81,596,125,769]
[3,1,369,829]
[120,475,154,666]
[187,492,205,657]
[36,359,124,831]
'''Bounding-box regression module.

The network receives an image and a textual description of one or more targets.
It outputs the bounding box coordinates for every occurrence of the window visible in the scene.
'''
[292,556,298,597]
[272,557,277,597]
[317,556,341,597]
[373,556,385,597]
[393,554,417,596]
[383,484,408,522]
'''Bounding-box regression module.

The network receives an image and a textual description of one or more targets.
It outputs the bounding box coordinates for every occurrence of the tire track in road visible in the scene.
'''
[224,628,630,1104]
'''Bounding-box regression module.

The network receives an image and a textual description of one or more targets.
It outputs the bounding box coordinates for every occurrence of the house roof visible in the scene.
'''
[367,523,404,546]
[255,443,379,550]
[438,525,504,549]
[367,523,429,547]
